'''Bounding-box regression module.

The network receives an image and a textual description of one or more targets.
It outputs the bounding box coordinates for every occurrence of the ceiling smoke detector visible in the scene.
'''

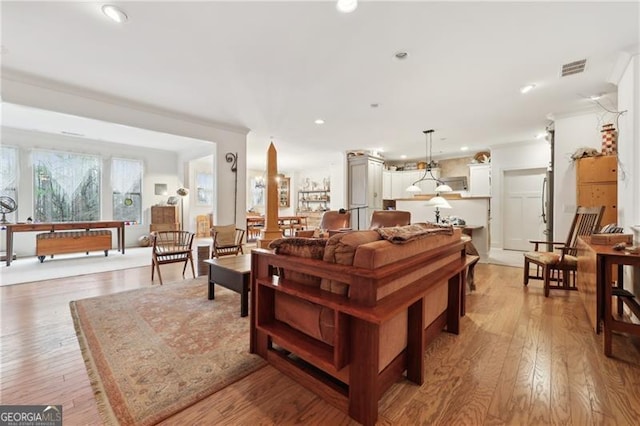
[561,59,587,77]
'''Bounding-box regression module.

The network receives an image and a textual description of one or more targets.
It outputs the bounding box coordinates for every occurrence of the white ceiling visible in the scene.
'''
[1,1,638,170]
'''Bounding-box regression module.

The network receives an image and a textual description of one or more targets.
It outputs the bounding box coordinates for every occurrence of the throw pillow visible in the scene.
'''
[212,224,237,246]
[268,237,327,286]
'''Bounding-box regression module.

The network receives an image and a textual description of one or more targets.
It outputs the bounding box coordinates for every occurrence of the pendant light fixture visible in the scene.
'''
[406,129,453,193]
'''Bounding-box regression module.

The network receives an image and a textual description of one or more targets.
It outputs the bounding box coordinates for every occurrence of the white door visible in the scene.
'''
[503,168,547,251]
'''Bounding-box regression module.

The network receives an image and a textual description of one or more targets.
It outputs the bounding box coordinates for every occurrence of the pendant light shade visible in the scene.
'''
[435,183,453,193]
[405,129,449,193]
[426,196,452,209]
[426,195,452,224]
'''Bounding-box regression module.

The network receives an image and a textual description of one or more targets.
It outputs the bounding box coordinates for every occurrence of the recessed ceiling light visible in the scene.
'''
[394,51,409,60]
[314,119,325,125]
[336,0,358,13]
[520,84,536,94]
[400,155,407,159]
[460,146,469,151]
[102,5,128,23]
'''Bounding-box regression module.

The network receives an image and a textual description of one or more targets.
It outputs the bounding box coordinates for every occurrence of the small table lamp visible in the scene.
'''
[426,195,452,224]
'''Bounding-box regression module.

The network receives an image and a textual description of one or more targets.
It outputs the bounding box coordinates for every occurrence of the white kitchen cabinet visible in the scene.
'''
[388,169,441,198]
[382,170,392,199]
[469,163,491,197]
[348,155,384,229]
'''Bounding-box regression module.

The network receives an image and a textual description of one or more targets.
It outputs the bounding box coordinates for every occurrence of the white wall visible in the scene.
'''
[396,198,490,259]
[490,140,550,248]
[617,54,639,239]
[246,151,347,217]
[0,126,180,255]
[615,53,639,296]
[553,111,603,240]
[187,155,214,231]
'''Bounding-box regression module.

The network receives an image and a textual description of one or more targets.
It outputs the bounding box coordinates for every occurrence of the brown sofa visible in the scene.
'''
[250,223,477,425]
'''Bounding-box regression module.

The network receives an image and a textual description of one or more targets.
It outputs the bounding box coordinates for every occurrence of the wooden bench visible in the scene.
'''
[36,230,112,263]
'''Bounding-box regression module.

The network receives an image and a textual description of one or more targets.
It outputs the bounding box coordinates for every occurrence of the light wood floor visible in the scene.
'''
[1,263,639,425]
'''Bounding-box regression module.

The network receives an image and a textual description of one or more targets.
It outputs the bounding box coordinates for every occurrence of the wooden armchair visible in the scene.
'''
[369,210,411,229]
[151,230,196,285]
[523,206,604,297]
[295,210,351,237]
[211,225,245,258]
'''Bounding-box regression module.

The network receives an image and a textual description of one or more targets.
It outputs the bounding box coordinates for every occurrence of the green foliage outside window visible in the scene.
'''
[33,150,101,222]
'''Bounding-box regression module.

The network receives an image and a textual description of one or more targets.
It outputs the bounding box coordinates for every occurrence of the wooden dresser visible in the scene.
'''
[150,205,180,232]
[576,155,617,226]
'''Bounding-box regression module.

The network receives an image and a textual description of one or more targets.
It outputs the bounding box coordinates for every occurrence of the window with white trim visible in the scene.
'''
[111,158,143,223]
[33,150,101,222]
[0,146,19,223]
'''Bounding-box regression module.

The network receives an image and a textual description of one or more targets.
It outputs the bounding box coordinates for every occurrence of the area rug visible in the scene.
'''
[70,278,265,425]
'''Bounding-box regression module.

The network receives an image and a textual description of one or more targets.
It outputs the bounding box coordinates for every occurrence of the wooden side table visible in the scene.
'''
[204,254,251,317]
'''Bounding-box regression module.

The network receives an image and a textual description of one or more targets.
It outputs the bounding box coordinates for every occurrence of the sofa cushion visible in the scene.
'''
[274,292,335,346]
[375,222,454,244]
[321,230,382,294]
[354,227,463,270]
[268,237,327,286]
[212,224,237,246]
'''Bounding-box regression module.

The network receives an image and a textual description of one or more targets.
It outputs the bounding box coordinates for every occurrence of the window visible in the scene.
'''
[1,146,18,223]
[33,150,101,222]
[196,172,213,206]
[111,158,143,223]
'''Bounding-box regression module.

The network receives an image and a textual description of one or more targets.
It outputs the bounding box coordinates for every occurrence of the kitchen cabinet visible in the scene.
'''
[469,164,491,197]
[348,155,384,229]
[382,170,392,199]
[384,169,441,199]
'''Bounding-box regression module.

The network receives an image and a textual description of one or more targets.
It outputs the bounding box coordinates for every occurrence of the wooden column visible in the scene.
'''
[257,142,283,248]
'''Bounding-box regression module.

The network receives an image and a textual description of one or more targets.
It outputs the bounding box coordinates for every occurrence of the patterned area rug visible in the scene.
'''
[70,278,265,425]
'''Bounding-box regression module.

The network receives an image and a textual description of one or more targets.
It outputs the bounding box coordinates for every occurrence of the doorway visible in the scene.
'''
[503,168,547,251]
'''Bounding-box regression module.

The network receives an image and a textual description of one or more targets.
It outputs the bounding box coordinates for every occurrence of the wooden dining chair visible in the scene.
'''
[211,225,245,258]
[295,211,351,237]
[369,210,411,229]
[151,230,196,285]
[523,206,604,297]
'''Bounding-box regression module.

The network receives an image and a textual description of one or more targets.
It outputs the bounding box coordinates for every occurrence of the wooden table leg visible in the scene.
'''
[447,273,461,334]
[406,298,425,384]
[603,258,613,357]
[349,318,380,426]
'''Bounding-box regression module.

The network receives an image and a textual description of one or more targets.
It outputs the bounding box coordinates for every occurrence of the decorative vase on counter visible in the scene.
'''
[601,123,617,155]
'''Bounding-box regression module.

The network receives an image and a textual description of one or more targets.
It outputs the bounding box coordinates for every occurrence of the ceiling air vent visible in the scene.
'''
[561,59,587,77]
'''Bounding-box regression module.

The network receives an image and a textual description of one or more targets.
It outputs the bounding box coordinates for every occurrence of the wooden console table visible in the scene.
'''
[4,221,125,266]
[577,236,640,356]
